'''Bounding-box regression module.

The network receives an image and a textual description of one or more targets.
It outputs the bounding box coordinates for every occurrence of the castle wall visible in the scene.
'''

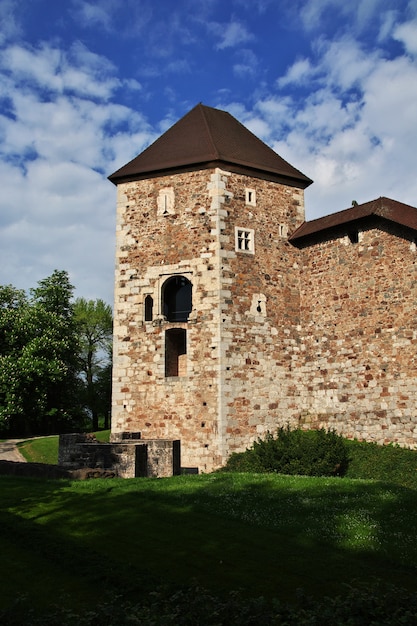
[112,168,227,471]
[111,166,307,471]
[215,173,306,456]
[112,157,417,473]
[297,223,417,447]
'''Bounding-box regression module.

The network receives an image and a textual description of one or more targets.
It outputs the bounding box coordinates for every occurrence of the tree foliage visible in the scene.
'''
[74,297,113,430]
[0,271,112,436]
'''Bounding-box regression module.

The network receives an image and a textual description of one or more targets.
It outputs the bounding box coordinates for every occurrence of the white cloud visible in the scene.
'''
[278,58,313,87]
[249,18,417,219]
[299,0,393,33]
[0,41,119,99]
[0,36,155,304]
[0,0,21,45]
[71,0,113,30]
[233,49,259,77]
[209,20,254,50]
[393,19,417,54]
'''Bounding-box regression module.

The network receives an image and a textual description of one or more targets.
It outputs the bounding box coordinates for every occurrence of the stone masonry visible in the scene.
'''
[109,104,417,473]
[59,433,181,478]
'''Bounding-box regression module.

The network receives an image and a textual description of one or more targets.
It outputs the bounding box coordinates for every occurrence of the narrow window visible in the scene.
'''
[165,328,187,377]
[245,188,256,206]
[162,276,192,322]
[157,187,175,216]
[348,231,359,244]
[235,227,255,254]
[144,295,153,321]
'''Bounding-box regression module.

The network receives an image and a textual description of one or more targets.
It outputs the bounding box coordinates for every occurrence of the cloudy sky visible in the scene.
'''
[1,0,416,305]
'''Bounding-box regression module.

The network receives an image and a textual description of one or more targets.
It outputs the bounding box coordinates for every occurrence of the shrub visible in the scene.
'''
[224,426,349,476]
[345,438,417,488]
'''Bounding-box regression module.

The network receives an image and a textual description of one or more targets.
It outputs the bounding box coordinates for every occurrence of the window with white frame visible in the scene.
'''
[157,187,175,216]
[278,224,288,238]
[245,188,256,206]
[235,227,255,254]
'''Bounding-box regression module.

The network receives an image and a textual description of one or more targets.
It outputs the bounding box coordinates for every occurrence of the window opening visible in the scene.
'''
[162,275,192,322]
[144,295,153,321]
[165,328,187,377]
[348,231,359,244]
[157,187,175,216]
[245,188,256,206]
[235,227,254,254]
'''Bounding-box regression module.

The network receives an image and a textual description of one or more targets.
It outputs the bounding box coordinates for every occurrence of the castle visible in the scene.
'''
[108,103,417,473]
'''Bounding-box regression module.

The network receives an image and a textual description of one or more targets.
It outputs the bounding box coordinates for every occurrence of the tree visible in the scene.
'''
[74,298,113,431]
[0,271,85,436]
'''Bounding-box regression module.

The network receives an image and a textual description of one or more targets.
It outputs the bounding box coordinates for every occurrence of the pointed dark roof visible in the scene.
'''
[108,103,312,187]
[290,196,417,245]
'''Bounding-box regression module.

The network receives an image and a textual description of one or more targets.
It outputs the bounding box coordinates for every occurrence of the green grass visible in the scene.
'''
[3,434,417,623]
[1,472,416,617]
[17,435,60,463]
[17,430,111,463]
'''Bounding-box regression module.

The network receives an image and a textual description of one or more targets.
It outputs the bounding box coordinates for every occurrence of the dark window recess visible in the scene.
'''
[348,231,359,244]
[162,276,192,322]
[165,328,187,377]
[144,295,153,321]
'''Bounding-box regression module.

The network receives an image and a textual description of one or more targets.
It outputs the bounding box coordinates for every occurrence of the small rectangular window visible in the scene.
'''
[348,231,359,244]
[165,329,187,377]
[235,227,255,254]
[278,224,288,238]
[245,188,256,206]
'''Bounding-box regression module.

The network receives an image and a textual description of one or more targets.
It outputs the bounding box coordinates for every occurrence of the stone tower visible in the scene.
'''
[108,103,312,472]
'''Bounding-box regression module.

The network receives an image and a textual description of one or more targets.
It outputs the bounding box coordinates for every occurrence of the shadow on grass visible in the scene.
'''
[1,472,416,613]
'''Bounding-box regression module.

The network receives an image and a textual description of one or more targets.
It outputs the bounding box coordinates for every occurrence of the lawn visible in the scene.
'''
[2,434,417,623]
[1,470,417,622]
[16,430,110,463]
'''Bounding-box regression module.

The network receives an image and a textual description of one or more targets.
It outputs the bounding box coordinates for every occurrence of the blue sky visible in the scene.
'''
[1,0,417,305]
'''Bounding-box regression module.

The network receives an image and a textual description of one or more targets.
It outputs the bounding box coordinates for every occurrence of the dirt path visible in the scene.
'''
[0,440,27,462]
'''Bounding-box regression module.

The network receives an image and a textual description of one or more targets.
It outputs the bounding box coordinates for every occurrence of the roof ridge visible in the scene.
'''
[290,196,417,243]
[197,103,220,159]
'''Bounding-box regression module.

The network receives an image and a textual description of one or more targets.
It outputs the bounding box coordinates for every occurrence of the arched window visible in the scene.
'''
[162,276,192,322]
[144,295,153,321]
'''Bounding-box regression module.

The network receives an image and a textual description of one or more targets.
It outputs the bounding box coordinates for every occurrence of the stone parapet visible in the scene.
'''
[59,433,180,478]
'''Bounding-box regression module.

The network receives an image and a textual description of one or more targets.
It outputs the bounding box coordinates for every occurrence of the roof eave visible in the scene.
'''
[109,158,313,188]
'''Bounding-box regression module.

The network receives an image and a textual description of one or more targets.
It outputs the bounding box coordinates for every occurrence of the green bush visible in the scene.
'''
[224,426,349,476]
[345,438,417,488]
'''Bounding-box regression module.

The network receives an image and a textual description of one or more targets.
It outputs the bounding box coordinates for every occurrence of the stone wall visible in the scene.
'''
[296,222,417,447]
[59,434,180,478]
[111,166,306,471]
[112,168,225,472]
[217,172,305,455]
[111,161,417,473]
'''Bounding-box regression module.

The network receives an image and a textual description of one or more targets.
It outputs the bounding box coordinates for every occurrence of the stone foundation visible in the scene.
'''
[59,433,181,478]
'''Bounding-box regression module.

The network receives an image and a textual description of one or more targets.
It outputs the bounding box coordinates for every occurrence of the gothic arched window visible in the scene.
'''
[162,276,192,322]
[144,295,153,321]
